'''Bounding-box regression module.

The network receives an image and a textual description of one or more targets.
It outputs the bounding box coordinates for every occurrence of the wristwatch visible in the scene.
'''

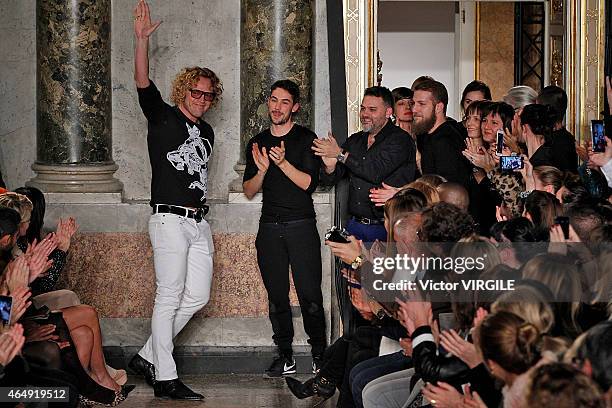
[351,254,364,270]
[336,150,347,163]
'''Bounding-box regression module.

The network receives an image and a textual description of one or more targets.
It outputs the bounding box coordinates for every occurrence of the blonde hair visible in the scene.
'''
[521,254,582,334]
[406,180,440,205]
[0,193,33,223]
[170,66,223,107]
[492,285,554,334]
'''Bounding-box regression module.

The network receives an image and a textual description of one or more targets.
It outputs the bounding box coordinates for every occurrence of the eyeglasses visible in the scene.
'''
[189,89,216,101]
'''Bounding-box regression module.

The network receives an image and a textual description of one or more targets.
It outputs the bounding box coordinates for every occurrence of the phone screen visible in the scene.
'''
[592,120,606,153]
[500,155,523,171]
[495,130,504,156]
[0,296,13,326]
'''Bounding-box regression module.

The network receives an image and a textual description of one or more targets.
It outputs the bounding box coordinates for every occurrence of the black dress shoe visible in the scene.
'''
[128,354,156,387]
[153,379,204,400]
[122,384,136,396]
[285,376,335,399]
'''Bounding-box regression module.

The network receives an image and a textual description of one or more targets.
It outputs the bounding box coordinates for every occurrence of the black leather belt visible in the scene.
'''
[351,216,384,225]
[153,204,209,222]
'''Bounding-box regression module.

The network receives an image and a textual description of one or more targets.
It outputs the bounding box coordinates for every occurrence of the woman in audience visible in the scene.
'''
[14,186,78,296]
[521,253,583,339]
[527,363,605,408]
[520,103,557,167]
[523,190,563,233]
[476,311,555,408]
[463,102,525,219]
[460,80,491,115]
[569,321,612,405]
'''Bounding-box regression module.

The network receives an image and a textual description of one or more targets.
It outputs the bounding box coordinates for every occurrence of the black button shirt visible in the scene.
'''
[320,120,417,220]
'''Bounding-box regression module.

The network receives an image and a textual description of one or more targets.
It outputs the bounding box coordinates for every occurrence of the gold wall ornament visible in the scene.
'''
[551,46,563,87]
[343,0,377,135]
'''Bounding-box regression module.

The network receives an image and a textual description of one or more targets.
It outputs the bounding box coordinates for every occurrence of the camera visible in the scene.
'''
[325,226,350,243]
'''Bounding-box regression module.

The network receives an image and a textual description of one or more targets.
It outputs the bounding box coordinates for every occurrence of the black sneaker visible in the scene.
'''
[312,355,324,374]
[264,354,296,378]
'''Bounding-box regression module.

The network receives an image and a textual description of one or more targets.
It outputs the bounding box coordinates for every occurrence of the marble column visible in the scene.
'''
[232,0,313,189]
[29,0,122,193]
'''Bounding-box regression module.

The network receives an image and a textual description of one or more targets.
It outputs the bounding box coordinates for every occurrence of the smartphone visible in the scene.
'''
[325,226,350,244]
[500,155,524,171]
[555,216,570,239]
[0,296,13,326]
[495,129,504,156]
[591,120,606,153]
[438,312,458,332]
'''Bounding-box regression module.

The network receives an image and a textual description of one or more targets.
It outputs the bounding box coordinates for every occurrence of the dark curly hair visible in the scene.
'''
[418,202,476,242]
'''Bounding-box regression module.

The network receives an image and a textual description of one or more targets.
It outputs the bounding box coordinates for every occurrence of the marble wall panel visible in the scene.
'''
[0,0,36,189]
[57,229,333,319]
[478,3,515,101]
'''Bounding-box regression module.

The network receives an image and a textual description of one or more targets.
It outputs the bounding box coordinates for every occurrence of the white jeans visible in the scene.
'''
[139,212,214,381]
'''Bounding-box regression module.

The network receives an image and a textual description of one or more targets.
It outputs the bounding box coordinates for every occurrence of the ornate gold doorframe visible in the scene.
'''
[343,0,606,137]
[343,0,377,134]
[566,0,605,138]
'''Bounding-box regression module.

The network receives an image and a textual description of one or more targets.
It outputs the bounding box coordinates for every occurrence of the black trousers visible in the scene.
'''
[256,218,326,356]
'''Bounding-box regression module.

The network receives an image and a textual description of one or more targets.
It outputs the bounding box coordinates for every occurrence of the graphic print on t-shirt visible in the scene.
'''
[166,123,212,201]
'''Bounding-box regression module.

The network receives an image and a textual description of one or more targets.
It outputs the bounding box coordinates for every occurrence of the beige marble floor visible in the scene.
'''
[120,375,338,408]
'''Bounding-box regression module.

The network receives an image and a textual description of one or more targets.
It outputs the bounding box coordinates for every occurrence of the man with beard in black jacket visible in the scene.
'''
[414,80,473,188]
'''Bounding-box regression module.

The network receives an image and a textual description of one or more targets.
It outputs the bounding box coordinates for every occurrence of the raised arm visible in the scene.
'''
[134,0,162,88]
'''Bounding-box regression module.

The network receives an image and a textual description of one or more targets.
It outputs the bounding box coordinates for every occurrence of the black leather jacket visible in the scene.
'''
[410,325,470,389]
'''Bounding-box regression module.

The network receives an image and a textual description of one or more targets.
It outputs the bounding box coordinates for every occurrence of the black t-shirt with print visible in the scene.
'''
[137,81,214,208]
[243,124,320,222]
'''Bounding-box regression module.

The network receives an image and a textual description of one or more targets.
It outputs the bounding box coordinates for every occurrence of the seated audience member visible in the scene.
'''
[476,311,555,408]
[369,174,446,208]
[0,207,20,263]
[523,190,563,233]
[537,85,578,173]
[527,363,605,408]
[414,80,473,188]
[14,187,78,296]
[406,180,440,206]
[531,165,563,194]
[285,190,427,407]
[565,204,605,243]
[558,171,592,205]
[570,321,612,405]
[437,182,469,212]
[521,253,583,339]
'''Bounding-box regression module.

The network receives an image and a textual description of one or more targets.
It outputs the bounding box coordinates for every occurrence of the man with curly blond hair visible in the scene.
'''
[128,0,222,400]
